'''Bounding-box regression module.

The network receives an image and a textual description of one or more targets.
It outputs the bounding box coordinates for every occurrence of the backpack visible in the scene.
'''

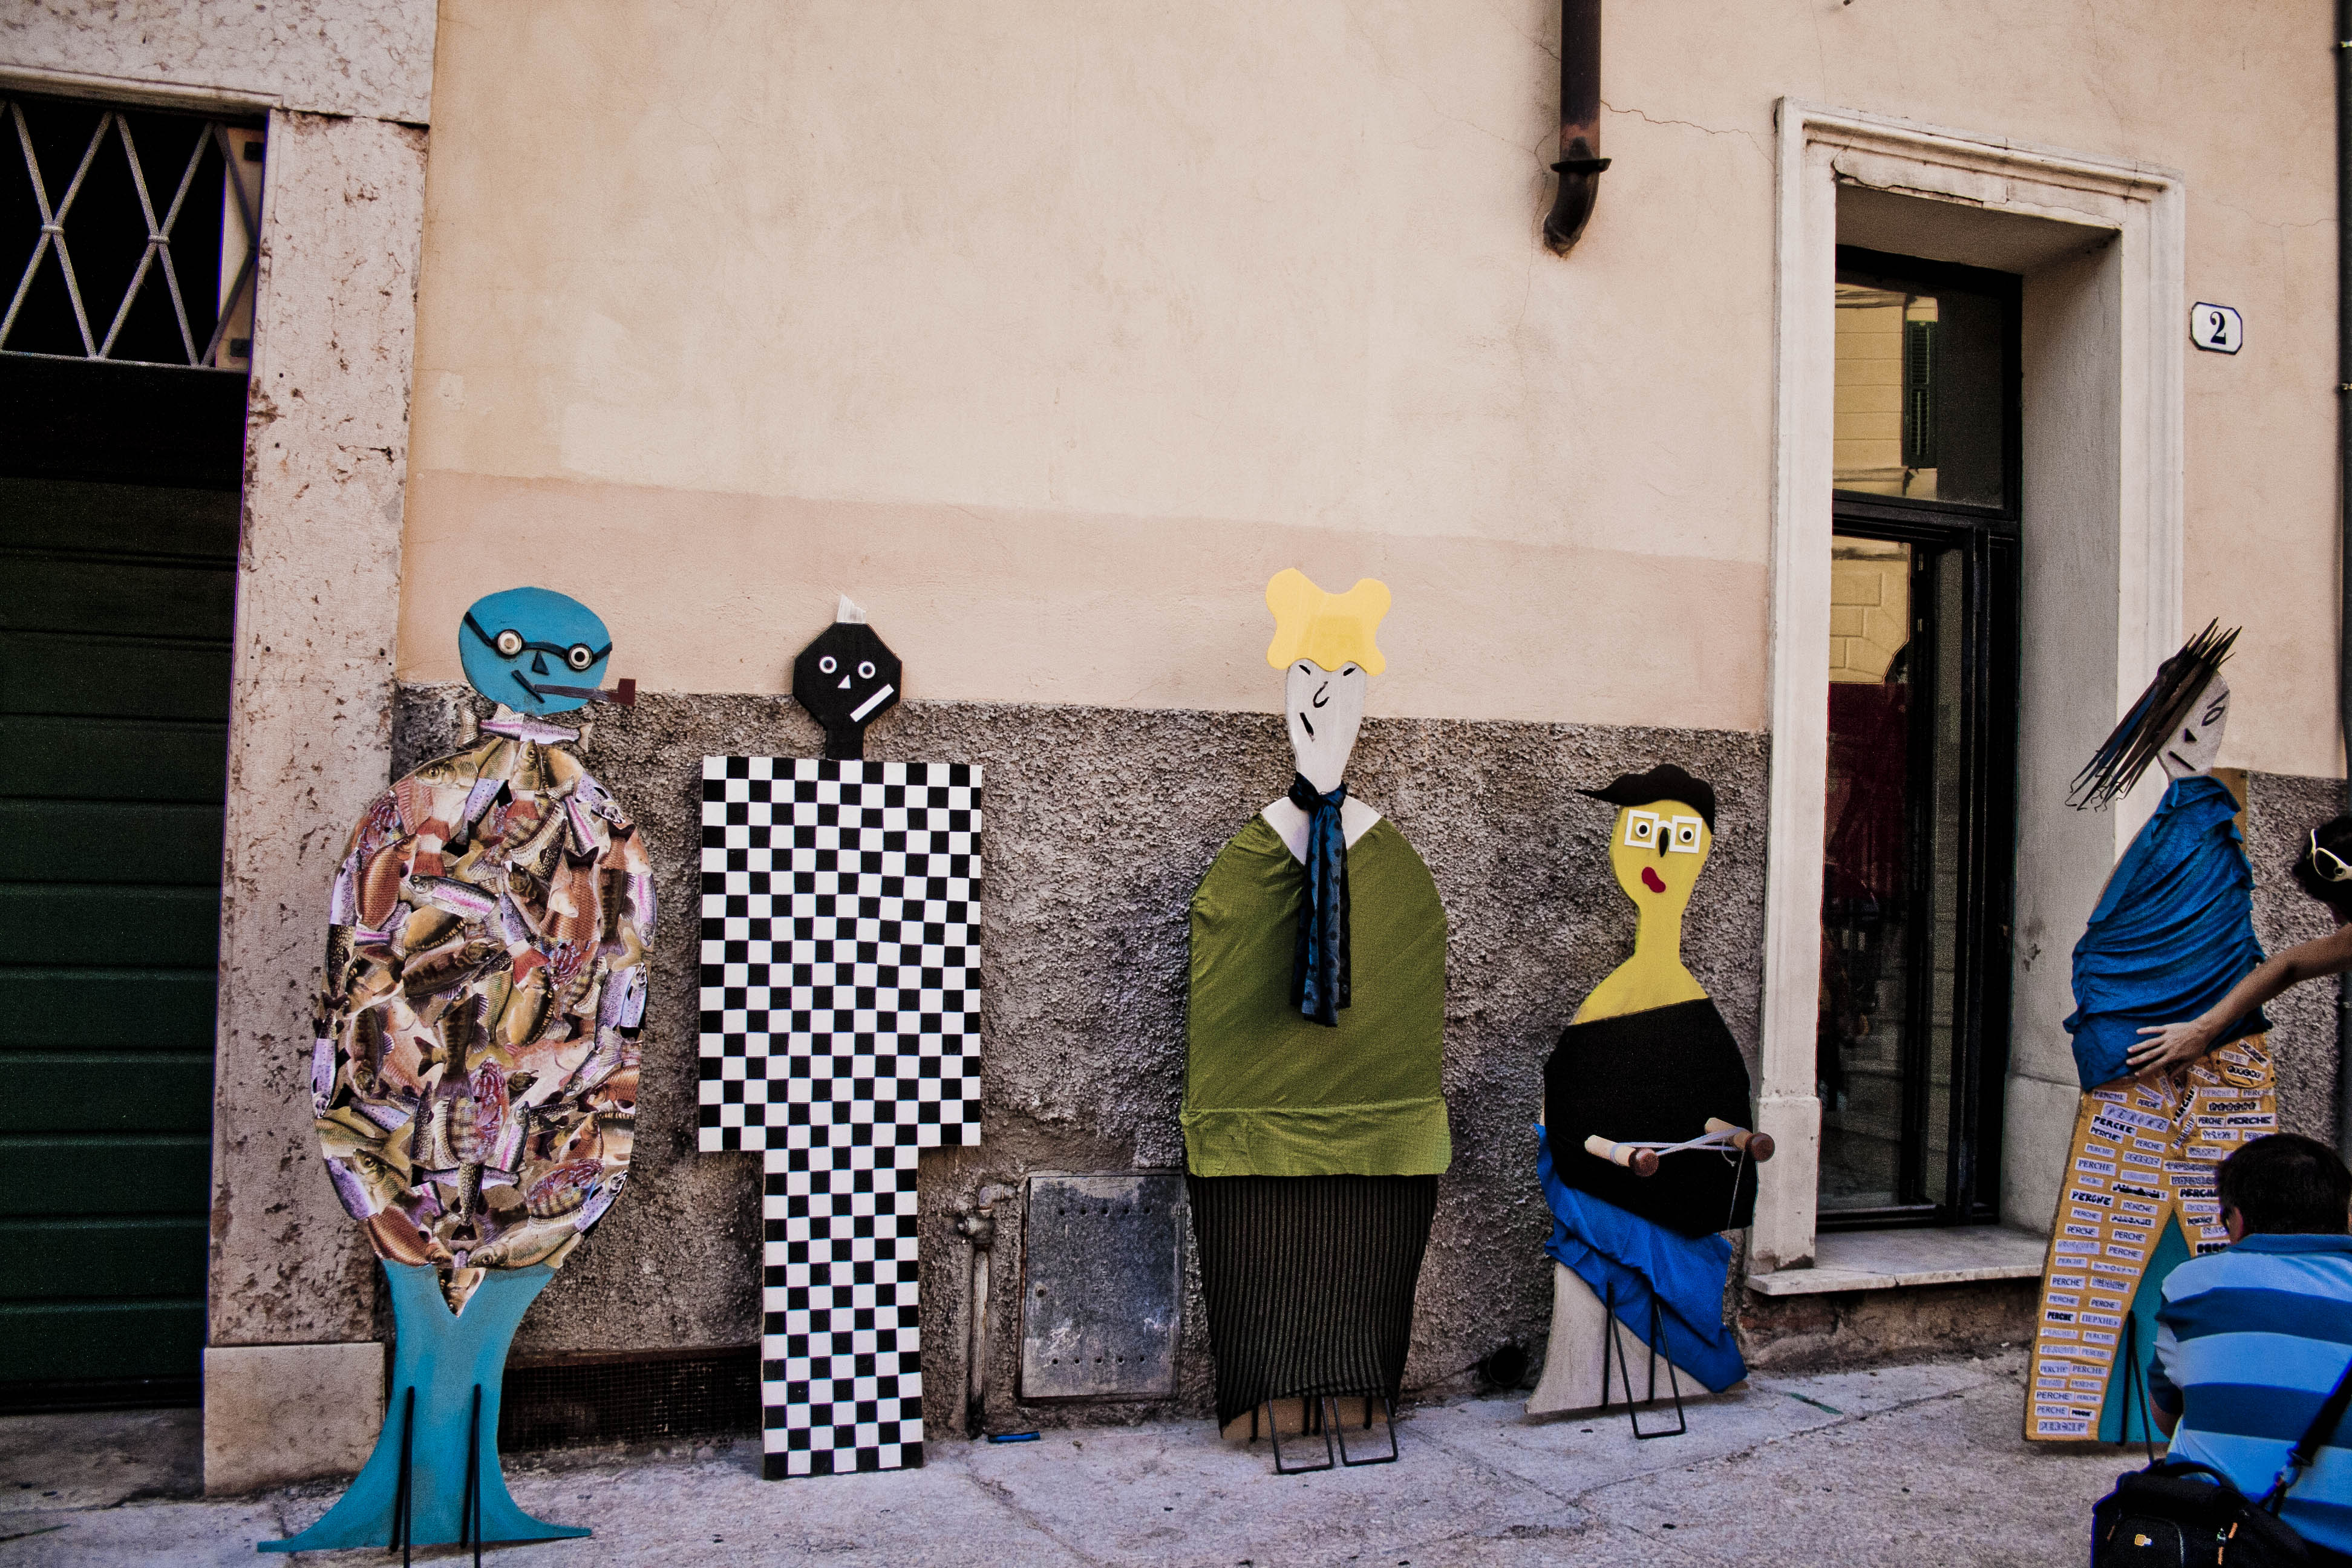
[2092,1342,2352,1567]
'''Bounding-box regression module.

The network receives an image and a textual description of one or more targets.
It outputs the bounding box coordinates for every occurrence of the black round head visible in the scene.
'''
[794,620,901,759]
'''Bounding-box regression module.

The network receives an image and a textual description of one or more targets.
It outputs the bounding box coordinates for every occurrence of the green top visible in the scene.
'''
[1182,814,1451,1177]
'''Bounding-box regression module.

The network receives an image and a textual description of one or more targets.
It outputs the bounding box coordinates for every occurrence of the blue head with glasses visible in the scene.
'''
[459,586,612,716]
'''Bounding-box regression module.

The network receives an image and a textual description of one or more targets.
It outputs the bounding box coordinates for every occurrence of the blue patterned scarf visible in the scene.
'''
[1287,773,1351,1026]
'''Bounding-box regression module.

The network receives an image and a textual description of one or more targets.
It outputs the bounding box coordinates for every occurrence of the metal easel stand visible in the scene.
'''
[1598,1284,1687,1440]
[1262,1393,1402,1473]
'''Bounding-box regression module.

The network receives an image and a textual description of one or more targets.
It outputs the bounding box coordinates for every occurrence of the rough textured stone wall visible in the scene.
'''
[3,1,436,122]
[2246,769,2346,1143]
[391,685,1772,1424]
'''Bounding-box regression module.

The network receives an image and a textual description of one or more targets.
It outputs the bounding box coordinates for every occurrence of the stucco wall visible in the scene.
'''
[389,684,1771,1417]
[400,0,2339,779]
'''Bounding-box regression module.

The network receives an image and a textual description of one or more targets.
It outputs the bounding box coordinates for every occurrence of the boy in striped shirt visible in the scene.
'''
[2149,1132,2352,1563]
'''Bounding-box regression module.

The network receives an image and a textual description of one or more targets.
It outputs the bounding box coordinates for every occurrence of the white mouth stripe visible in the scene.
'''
[849,684,896,722]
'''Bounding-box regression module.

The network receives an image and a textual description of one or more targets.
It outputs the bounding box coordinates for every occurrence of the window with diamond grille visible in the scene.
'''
[1,93,263,371]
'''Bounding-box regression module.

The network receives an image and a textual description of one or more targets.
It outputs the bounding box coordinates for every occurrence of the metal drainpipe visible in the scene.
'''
[1542,0,1608,254]
[953,1199,997,1437]
[2338,0,2352,1160]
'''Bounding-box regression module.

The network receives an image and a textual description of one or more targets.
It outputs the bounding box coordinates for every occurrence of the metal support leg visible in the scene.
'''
[1630,1294,1688,1440]
[1598,1286,1687,1440]
[1266,1399,1336,1474]
[1333,1396,1399,1466]
[391,1385,416,1567]
[1597,1282,1618,1416]
[463,1382,483,1567]
[2114,1315,2157,1462]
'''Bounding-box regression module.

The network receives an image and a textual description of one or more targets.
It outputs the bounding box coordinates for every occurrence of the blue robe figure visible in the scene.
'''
[2064,773,2268,1088]
[2028,629,2279,1445]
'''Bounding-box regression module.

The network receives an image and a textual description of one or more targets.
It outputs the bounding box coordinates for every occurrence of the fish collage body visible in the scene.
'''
[315,705,650,1312]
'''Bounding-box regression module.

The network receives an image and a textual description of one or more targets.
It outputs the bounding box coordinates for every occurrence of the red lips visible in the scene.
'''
[1641,867,1667,894]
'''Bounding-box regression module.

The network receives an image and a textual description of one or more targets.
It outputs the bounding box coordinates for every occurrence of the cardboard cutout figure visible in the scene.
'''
[2027,624,2278,1443]
[792,595,902,760]
[1526,765,1769,1419]
[698,602,982,1478]
[269,587,646,1554]
[1182,570,1449,1467]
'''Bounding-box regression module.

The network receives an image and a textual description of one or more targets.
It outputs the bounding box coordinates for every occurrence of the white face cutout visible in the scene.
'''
[1284,659,1367,794]
[2159,675,2230,780]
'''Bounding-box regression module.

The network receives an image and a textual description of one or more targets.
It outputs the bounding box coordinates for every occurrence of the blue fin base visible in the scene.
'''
[260,1261,588,1552]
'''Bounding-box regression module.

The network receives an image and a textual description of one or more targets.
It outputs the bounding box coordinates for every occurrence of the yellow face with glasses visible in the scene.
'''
[1607,799,1713,916]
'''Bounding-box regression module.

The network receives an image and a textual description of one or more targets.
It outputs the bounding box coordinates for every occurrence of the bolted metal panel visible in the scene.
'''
[1019,1173,1184,1400]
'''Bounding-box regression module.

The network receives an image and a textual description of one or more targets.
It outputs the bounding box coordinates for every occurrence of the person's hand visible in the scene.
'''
[2128,1019,2213,1080]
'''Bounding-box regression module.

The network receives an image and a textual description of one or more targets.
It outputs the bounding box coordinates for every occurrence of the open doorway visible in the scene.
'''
[1817,248,2019,1229]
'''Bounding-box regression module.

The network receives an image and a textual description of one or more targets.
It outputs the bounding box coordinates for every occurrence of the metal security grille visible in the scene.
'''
[499,1348,761,1452]
[1,94,262,370]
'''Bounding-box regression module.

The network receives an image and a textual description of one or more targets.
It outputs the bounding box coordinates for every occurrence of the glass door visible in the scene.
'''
[1818,249,2019,1229]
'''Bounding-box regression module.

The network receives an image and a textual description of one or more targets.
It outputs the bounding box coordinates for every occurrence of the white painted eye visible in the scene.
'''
[818,656,837,675]
[494,629,524,657]
[857,661,875,679]
[1668,815,1704,853]
[1624,811,1661,848]
[566,644,595,671]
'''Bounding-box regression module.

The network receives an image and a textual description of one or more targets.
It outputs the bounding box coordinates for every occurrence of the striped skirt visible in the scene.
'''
[1186,1174,1439,1429]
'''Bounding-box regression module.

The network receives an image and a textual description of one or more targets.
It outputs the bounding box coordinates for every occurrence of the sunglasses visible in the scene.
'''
[2311,828,2352,883]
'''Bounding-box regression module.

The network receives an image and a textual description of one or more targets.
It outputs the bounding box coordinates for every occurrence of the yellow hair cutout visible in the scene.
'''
[1264,569,1390,676]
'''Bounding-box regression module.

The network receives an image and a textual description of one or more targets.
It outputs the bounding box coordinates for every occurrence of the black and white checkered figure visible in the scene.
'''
[697,756,983,1478]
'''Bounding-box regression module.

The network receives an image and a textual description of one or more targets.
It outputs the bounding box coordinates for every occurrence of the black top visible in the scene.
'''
[1543,997,1759,1238]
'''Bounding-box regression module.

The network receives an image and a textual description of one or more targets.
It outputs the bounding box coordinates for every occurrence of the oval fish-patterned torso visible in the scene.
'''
[313,713,651,1312]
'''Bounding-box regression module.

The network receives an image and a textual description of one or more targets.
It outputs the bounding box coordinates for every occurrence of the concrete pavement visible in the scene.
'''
[0,1351,2130,1566]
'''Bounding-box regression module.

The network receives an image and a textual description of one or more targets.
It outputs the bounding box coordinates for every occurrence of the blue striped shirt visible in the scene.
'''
[2149,1233,2352,1555]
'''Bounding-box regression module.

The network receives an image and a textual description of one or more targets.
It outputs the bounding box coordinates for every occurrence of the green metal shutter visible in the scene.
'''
[0,474,237,1402]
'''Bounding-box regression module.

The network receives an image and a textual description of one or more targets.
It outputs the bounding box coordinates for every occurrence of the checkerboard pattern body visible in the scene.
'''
[696,757,984,1478]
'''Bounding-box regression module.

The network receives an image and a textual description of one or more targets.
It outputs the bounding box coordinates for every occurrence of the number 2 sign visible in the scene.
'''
[2191,302,2243,354]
